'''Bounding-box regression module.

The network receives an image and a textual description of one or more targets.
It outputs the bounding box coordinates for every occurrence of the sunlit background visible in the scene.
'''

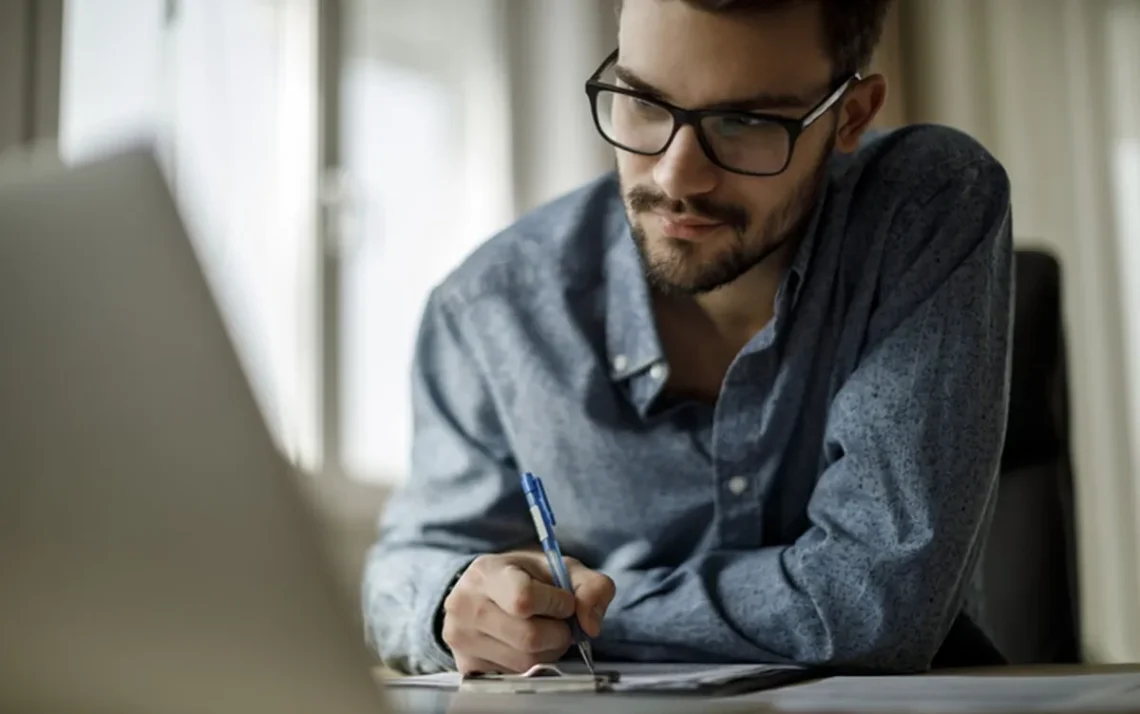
[2,0,1138,666]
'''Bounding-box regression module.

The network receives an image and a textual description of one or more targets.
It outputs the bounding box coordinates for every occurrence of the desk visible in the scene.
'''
[941,663,1140,676]
[378,664,1140,714]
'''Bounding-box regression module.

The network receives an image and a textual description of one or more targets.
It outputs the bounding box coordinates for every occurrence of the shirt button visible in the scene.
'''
[612,354,629,372]
[648,362,667,380]
[728,476,749,496]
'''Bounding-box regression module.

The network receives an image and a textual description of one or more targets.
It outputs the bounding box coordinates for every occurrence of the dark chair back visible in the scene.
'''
[981,249,1081,663]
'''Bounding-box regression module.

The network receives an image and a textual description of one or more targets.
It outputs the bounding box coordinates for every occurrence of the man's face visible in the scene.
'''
[615,0,840,296]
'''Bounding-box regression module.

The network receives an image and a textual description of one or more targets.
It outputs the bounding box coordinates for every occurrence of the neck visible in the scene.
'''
[687,236,798,348]
[649,237,802,404]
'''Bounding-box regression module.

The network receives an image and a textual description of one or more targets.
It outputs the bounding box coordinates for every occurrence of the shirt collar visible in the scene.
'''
[783,176,830,310]
[603,213,665,384]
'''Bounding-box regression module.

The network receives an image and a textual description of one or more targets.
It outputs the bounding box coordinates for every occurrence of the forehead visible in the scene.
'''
[617,0,832,107]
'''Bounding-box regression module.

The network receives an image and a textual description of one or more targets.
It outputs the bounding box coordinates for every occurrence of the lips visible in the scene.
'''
[654,212,726,241]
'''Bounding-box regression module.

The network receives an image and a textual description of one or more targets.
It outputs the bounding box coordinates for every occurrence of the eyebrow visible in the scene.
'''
[612,63,817,112]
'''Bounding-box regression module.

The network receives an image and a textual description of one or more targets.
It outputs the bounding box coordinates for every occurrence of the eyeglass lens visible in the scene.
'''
[593,89,792,175]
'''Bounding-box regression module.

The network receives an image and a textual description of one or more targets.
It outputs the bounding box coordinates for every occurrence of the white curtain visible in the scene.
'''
[166,0,320,470]
[60,0,322,471]
[502,0,617,214]
[903,0,1140,663]
[336,0,516,484]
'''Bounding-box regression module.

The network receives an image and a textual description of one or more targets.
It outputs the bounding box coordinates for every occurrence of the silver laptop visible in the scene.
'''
[0,148,391,714]
[0,148,762,714]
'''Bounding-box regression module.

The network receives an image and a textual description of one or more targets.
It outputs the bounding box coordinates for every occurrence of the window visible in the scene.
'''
[59,0,166,162]
[335,0,513,484]
[59,0,611,490]
[59,0,321,469]
[166,0,320,469]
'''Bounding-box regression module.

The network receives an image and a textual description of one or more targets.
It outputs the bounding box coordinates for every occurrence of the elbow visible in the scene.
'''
[796,608,944,674]
[785,546,967,673]
[803,635,938,675]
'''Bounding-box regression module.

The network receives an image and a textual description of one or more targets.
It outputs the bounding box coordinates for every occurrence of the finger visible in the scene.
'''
[449,586,574,654]
[567,563,616,637]
[535,647,571,667]
[487,564,575,619]
[456,632,553,674]
[506,551,558,585]
[485,607,573,654]
[454,654,505,677]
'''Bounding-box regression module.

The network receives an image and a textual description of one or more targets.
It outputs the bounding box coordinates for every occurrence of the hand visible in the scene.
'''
[441,550,616,675]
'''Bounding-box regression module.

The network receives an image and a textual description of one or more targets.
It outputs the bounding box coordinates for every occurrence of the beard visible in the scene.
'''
[623,140,833,297]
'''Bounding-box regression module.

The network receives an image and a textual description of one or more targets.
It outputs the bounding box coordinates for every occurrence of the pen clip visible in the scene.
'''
[522,472,557,527]
[535,476,556,526]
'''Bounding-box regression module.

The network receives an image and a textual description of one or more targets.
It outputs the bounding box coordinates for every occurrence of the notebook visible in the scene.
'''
[385,661,811,696]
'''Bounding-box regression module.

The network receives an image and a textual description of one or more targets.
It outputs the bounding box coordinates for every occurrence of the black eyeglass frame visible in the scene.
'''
[584,49,861,177]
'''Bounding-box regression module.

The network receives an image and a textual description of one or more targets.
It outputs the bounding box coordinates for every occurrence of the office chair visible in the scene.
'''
[981,248,1082,664]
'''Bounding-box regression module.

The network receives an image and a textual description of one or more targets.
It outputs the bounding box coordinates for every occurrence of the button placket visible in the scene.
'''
[712,350,780,548]
[712,403,759,546]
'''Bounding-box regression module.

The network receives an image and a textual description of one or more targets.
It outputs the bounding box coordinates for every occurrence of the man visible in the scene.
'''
[364,0,1013,676]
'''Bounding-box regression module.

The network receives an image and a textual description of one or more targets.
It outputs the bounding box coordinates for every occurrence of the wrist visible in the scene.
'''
[433,563,469,656]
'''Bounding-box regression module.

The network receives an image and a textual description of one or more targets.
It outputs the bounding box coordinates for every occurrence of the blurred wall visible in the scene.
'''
[867,0,906,129]
[504,0,617,214]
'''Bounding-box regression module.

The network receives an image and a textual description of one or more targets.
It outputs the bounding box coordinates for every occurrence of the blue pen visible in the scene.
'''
[520,471,597,675]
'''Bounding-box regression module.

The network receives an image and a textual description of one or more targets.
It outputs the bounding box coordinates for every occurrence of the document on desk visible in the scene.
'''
[385,661,810,695]
[743,673,1140,712]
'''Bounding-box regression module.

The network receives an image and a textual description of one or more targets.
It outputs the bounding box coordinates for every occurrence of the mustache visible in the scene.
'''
[626,186,749,234]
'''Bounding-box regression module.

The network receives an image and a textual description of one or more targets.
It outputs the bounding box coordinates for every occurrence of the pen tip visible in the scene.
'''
[578,642,596,675]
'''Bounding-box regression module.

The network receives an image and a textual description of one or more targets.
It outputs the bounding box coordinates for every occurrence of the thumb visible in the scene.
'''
[568,561,616,637]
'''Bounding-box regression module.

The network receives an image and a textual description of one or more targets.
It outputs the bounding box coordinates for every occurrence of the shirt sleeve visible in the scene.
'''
[593,156,1015,673]
[361,288,534,674]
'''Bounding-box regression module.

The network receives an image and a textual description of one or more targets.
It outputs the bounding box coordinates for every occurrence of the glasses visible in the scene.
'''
[585,49,859,177]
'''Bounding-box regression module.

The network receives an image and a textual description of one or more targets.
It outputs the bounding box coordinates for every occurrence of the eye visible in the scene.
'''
[720,114,767,130]
[630,97,660,112]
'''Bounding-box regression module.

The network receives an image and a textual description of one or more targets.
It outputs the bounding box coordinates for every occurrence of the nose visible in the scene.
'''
[652,125,719,201]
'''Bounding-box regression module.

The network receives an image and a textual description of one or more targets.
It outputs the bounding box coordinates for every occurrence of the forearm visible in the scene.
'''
[591,561,789,664]
[594,535,982,672]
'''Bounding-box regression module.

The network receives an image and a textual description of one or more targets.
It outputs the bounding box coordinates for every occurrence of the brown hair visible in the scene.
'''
[621,0,893,79]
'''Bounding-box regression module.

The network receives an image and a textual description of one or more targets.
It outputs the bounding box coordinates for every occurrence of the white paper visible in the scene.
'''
[743,673,1140,713]
[384,661,807,693]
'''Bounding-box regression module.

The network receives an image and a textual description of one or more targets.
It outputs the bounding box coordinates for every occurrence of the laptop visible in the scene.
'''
[0,147,391,714]
[0,147,764,714]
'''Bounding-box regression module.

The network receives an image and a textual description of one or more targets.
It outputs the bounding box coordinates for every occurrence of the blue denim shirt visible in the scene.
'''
[363,125,1014,675]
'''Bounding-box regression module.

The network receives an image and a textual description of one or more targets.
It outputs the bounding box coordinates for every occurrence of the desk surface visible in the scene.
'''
[939,663,1140,675]
[379,664,1140,714]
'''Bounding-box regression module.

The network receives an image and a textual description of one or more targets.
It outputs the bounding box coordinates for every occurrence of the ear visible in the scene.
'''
[834,74,888,153]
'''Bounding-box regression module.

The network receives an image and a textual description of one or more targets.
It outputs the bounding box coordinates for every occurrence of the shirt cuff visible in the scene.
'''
[415,553,477,672]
